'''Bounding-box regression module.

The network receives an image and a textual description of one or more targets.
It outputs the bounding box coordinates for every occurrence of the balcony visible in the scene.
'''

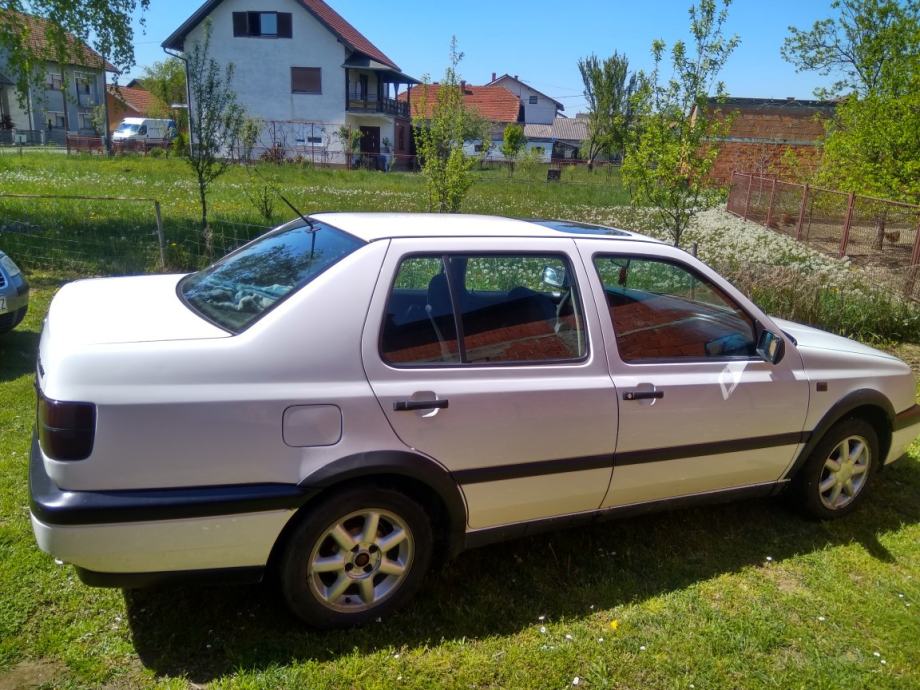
[347,97,409,118]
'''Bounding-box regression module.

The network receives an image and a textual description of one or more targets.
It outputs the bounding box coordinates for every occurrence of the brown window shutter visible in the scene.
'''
[232,12,248,37]
[277,13,292,38]
[291,67,321,94]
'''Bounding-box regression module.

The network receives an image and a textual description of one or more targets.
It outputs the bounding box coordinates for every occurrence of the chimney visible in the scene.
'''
[492,72,496,82]
[514,74,518,80]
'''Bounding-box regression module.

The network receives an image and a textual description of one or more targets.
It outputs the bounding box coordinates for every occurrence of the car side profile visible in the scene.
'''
[30,214,920,627]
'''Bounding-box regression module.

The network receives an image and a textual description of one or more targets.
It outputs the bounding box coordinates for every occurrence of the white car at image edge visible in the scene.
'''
[29,214,920,628]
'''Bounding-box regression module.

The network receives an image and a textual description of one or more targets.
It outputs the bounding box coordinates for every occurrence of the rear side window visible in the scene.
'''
[381,253,586,366]
[593,255,756,362]
[180,220,363,333]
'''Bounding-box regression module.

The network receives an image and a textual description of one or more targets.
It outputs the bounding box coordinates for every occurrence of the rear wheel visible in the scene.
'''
[279,486,432,628]
[794,417,879,519]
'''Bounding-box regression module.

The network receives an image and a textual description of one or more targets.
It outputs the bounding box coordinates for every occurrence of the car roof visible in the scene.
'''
[310,213,661,244]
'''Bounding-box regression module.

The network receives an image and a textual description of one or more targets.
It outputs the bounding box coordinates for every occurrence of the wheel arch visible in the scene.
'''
[785,388,894,482]
[268,451,468,570]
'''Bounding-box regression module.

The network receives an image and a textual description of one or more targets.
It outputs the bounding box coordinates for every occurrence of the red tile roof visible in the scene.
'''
[107,85,164,115]
[163,0,399,71]
[398,84,522,123]
[5,10,116,71]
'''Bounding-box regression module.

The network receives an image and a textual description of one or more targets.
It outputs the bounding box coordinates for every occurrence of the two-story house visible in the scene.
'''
[163,0,419,166]
[0,11,112,145]
[486,73,564,125]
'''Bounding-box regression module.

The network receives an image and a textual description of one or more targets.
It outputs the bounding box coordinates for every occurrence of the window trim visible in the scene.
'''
[591,252,762,366]
[378,250,591,370]
[291,66,322,95]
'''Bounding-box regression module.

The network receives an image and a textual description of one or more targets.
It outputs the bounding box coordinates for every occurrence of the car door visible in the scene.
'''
[362,236,619,529]
[576,240,811,508]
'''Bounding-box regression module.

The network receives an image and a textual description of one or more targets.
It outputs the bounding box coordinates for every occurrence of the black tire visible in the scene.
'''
[793,417,879,519]
[0,306,27,335]
[278,486,433,628]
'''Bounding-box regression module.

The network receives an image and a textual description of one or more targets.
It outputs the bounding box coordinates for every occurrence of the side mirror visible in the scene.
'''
[757,329,785,365]
[542,265,566,289]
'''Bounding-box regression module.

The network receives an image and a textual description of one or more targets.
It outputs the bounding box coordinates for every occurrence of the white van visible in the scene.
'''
[112,117,177,143]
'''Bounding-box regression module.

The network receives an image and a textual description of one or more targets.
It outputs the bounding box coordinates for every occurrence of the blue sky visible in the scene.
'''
[127,0,839,110]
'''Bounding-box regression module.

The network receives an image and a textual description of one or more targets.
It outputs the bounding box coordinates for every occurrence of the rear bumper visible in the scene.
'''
[888,404,920,465]
[29,432,305,583]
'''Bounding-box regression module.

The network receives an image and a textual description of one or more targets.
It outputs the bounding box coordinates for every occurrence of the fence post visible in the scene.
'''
[765,177,777,228]
[795,184,809,241]
[838,192,856,258]
[905,217,920,298]
[743,174,754,221]
[153,201,166,270]
[726,170,735,213]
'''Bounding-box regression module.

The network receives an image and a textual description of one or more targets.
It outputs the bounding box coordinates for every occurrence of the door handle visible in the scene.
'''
[394,399,449,412]
[622,390,664,401]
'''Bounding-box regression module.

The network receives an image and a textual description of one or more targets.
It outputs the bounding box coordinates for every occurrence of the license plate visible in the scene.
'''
[0,297,6,314]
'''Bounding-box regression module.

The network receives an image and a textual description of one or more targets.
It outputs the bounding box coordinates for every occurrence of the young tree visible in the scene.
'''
[412,37,490,212]
[336,124,362,169]
[781,0,919,98]
[622,0,739,247]
[0,1,146,99]
[501,123,526,176]
[578,52,638,168]
[185,21,245,254]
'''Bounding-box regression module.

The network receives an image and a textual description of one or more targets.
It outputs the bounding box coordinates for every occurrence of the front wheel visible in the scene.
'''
[278,486,433,628]
[794,417,879,519]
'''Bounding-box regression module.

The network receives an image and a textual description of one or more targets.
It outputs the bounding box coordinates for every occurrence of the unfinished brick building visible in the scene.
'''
[703,97,837,185]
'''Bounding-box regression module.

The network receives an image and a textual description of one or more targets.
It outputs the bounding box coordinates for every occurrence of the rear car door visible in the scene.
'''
[362,237,619,529]
[576,241,811,507]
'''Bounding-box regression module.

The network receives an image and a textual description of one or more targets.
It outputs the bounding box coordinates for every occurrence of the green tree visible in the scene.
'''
[412,37,489,212]
[500,123,526,176]
[781,0,919,98]
[578,52,638,168]
[336,124,362,169]
[622,0,739,247]
[139,57,188,130]
[185,21,245,253]
[0,1,146,99]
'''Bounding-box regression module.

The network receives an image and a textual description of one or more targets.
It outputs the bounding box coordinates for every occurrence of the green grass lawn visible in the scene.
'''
[1,155,919,688]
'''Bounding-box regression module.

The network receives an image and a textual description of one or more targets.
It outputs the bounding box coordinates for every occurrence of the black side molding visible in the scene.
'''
[29,432,316,526]
[75,565,264,589]
[894,404,920,431]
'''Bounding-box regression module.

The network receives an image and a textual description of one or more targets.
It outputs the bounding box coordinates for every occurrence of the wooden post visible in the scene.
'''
[153,201,166,270]
[765,177,777,228]
[743,174,754,221]
[726,170,735,214]
[795,184,809,241]
[838,192,856,258]
[905,217,920,298]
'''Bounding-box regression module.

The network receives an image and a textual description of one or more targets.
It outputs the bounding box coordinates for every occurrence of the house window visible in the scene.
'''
[46,111,65,129]
[232,11,292,38]
[78,112,94,130]
[529,95,538,105]
[75,74,93,95]
[46,72,63,90]
[291,67,321,94]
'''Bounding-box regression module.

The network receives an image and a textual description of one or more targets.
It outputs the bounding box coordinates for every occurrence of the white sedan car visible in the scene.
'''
[30,214,920,627]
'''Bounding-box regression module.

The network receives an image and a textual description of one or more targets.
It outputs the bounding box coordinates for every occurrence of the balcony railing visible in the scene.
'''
[347,97,409,118]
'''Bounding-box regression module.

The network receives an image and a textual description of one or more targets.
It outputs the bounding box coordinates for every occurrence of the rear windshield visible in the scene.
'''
[179,219,364,333]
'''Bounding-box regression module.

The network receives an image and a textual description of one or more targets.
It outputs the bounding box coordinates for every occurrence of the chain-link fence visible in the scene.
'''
[727,172,920,301]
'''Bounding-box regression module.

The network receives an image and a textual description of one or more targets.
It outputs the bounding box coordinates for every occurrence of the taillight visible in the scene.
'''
[37,390,95,461]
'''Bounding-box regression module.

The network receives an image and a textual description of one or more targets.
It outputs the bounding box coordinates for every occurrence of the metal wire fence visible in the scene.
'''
[726,172,920,301]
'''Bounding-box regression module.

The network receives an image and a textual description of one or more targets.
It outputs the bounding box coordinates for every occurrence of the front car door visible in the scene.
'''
[576,240,811,507]
[362,237,619,529]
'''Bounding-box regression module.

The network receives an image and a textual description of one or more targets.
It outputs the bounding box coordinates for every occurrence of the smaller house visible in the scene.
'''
[702,97,837,184]
[399,82,523,160]
[523,116,589,163]
[486,73,564,125]
[0,10,115,144]
[106,84,166,130]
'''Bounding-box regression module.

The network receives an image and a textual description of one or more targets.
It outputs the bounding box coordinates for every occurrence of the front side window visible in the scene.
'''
[381,253,586,366]
[593,255,756,362]
[180,220,364,333]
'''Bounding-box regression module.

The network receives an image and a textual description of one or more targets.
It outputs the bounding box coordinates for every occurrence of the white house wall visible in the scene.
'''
[492,76,558,125]
[183,0,351,158]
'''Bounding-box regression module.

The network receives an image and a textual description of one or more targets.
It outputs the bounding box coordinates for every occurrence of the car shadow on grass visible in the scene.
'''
[0,327,40,383]
[124,458,920,683]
